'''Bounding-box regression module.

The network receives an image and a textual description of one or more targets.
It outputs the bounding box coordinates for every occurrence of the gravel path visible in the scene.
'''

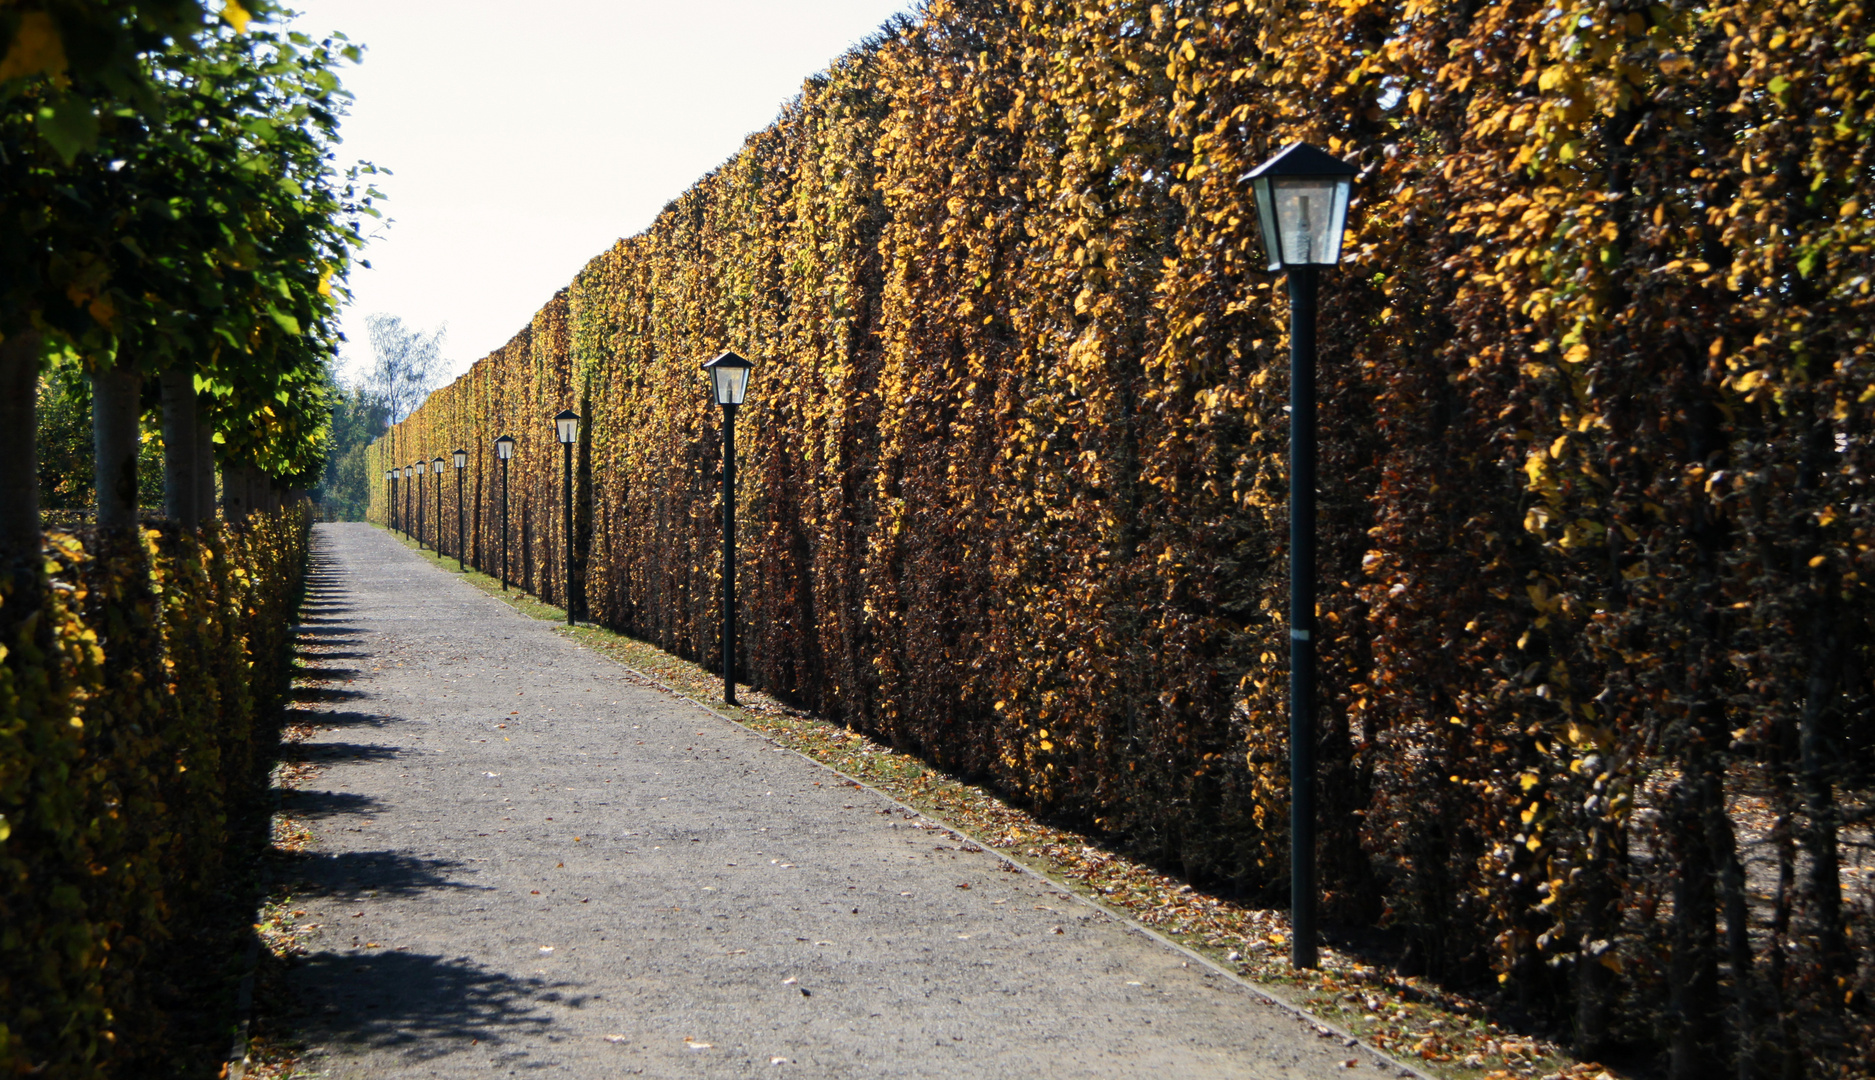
[282,523,1404,1079]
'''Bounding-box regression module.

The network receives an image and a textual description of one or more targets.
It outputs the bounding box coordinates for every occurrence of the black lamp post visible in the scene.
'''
[1246,141,1357,971]
[452,448,468,571]
[703,350,753,706]
[431,457,445,555]
[495,434,514,591]
[407,464,419,547]
[386,468,397,532]
[554,411,579,626]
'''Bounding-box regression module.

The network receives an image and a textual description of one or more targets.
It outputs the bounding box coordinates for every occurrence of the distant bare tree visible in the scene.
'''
[362,313,446,423]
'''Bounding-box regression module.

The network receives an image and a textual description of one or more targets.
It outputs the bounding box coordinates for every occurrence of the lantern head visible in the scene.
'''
[702,350,754,407]
[1245,142,1358,272]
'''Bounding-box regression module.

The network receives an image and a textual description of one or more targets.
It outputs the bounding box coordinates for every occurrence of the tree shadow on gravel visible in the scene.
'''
[278,848,491,900]
[293,950,587,1069]
[278,742,406,765]
[297,626,367,644]
[294,684,369,704]
[278,789,388,819]
[298,709,392,729]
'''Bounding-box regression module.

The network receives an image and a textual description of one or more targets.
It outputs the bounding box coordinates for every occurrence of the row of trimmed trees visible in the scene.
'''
[2,0,375,570]
[3,6,364,1072]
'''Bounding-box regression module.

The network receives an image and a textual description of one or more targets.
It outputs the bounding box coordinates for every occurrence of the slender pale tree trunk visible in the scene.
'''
[0,330,43,570]
[92,363,143,530]
[160,366,198,529]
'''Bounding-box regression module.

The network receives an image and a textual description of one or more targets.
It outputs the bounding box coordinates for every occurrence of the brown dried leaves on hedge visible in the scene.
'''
[377,0,1875,1071]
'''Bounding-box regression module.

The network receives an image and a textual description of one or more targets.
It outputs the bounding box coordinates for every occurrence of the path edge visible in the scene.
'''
[579,638,1438,1080]
[379,524,1438,1080]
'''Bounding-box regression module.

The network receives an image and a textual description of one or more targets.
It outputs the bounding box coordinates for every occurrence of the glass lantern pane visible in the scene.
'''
[1271,177,1343,265]
[713,365,750,406]
[1250,176,1282,272]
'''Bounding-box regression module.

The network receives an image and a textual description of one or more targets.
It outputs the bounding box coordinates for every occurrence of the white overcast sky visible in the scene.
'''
[285,1,919,383]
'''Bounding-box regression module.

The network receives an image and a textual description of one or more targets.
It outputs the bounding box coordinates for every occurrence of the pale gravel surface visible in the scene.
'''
[283,523,1405,1079]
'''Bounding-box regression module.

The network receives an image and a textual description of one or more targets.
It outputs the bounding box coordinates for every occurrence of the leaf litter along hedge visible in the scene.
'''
[376,0,1874,1072]
[0,508,310,1077]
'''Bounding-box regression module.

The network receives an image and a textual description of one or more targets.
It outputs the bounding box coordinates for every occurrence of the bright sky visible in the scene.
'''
[286,1,919,384]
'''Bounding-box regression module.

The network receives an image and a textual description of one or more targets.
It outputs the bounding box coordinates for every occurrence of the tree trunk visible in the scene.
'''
[92,363,143,530]
[1768,759,1801,1080]
[223,462,252,522]
[1799,614,1847,976]
[0,330,43,570]
[160,367,198,529]
[1707,768,1757,1080]
[1668,761,1723,1080]
[1574,822,1618,1060]
[194,418,216,524]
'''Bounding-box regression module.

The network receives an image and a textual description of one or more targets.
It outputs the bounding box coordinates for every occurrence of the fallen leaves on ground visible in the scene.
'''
[425,535,1623,1080]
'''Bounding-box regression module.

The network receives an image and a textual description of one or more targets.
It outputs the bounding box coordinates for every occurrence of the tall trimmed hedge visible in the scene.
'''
[0,509,309,1076]
[378,0,1873,1071]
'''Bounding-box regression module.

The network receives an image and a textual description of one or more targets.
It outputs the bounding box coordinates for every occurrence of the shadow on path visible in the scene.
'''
[277,789,389,820]
[297,626,368,645]
[293,684,369,704]
[279,742,408,765]
[279,848,489,900]
[297,949,587,1069]
[300,709,392,730]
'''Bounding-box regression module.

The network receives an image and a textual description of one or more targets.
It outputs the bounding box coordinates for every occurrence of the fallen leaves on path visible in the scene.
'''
[427,538,1622,1080]
[541,600,1615,1080]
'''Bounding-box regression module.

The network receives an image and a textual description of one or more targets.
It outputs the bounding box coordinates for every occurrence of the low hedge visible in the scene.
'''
[0,507,309,1077]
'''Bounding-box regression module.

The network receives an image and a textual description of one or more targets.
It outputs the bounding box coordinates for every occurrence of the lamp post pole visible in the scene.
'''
[503,453,510,589]
[702,351,754,707]
[1287,262,1320,973]
[433,457,445,556]
[415,462,425,549]
[563,438,573,623]
[554,412,579,626]
[721,401,737,705]
[387,469,397,532]
[496,435,514,591]
[1245,141,1357,972]
[453,449,467,572]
